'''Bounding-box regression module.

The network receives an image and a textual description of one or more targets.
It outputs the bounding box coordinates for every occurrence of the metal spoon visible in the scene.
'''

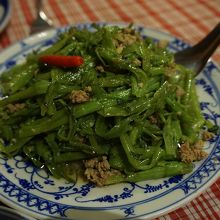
[174,22,220,75]
[30,0,53,35]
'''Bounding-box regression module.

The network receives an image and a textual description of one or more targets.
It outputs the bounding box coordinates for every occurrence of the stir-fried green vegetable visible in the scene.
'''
[0,25,210,186]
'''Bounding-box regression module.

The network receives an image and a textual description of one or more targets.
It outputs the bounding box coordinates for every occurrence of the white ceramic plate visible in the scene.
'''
[0,23,219,220]
[0,205,36,220]
[0,0,11,33]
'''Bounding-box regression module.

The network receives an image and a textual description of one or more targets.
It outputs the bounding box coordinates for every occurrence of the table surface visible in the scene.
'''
[0,0,219,219]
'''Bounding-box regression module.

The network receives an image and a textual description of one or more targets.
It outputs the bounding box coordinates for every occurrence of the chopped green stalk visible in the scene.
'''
[97,75,130,87]
[163,116,179,158]
[36,140,52,162]
[0,25,207,185]
[0,80,50,106]
[105,162,193,185]
[120,133,164,170]
[98,106,129,117]
[53,152,90,163]
[0,137,32,156]
[180,71,205,142]
[127,81,168,115]
[73,99,117,118]
[88,135,109,154]
[37,33,71,57]
[95,116,131,139]
[73,100,102,118]
[2,64,38,94]
[18,109,68,138]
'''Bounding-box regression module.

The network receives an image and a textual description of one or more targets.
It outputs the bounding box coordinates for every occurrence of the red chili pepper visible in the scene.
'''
[39,55,84,68]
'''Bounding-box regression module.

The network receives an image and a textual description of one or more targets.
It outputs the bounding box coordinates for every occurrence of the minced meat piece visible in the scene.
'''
[122,27,136,35]
[194,140,205,148]
[149,115,158,124]
[96,66,104,72]
[202,131,215,141]
[165,63,176,77]
[193,147,208,161]
[84,157,99,169]
[138,82,143,88]
[84,86,92,93]
[84,156,120,186]
[120,33,137,45]
[113,29,141,55]
[6,103,25,113]
[116,30,140,46]
[180,141,208,163]
[69,90,90,104]
[116,44,124,54]
[157,40,169,48]
[176,86,185,97]
[133,58,141,66]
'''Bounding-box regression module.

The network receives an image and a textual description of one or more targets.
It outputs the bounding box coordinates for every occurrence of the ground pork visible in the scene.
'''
[165,63,176,77]
[138,82,143,88]
[176,86,185,97]
[84,156,120,186]
[133,58,142,66]
[115,28,140,48]
[69,90,90,104]
[180,141,208,163]
[96,66,104,72]
[116,44,124,54]
[117,33,138,45]
[202,131,215,141]
[112,28,141,56]
[6,103,25,113]
[157,40,169,48]
[149,115,158,124]
[84,86,92,93]
[122,27,136,35]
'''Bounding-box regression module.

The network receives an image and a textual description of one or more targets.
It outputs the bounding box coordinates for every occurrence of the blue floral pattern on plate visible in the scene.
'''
[0,23,219,220]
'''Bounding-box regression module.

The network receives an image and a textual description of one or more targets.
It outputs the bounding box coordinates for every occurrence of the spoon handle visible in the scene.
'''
[175,22,220,74]
[194,22,220,63]
[36,0,42,15]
